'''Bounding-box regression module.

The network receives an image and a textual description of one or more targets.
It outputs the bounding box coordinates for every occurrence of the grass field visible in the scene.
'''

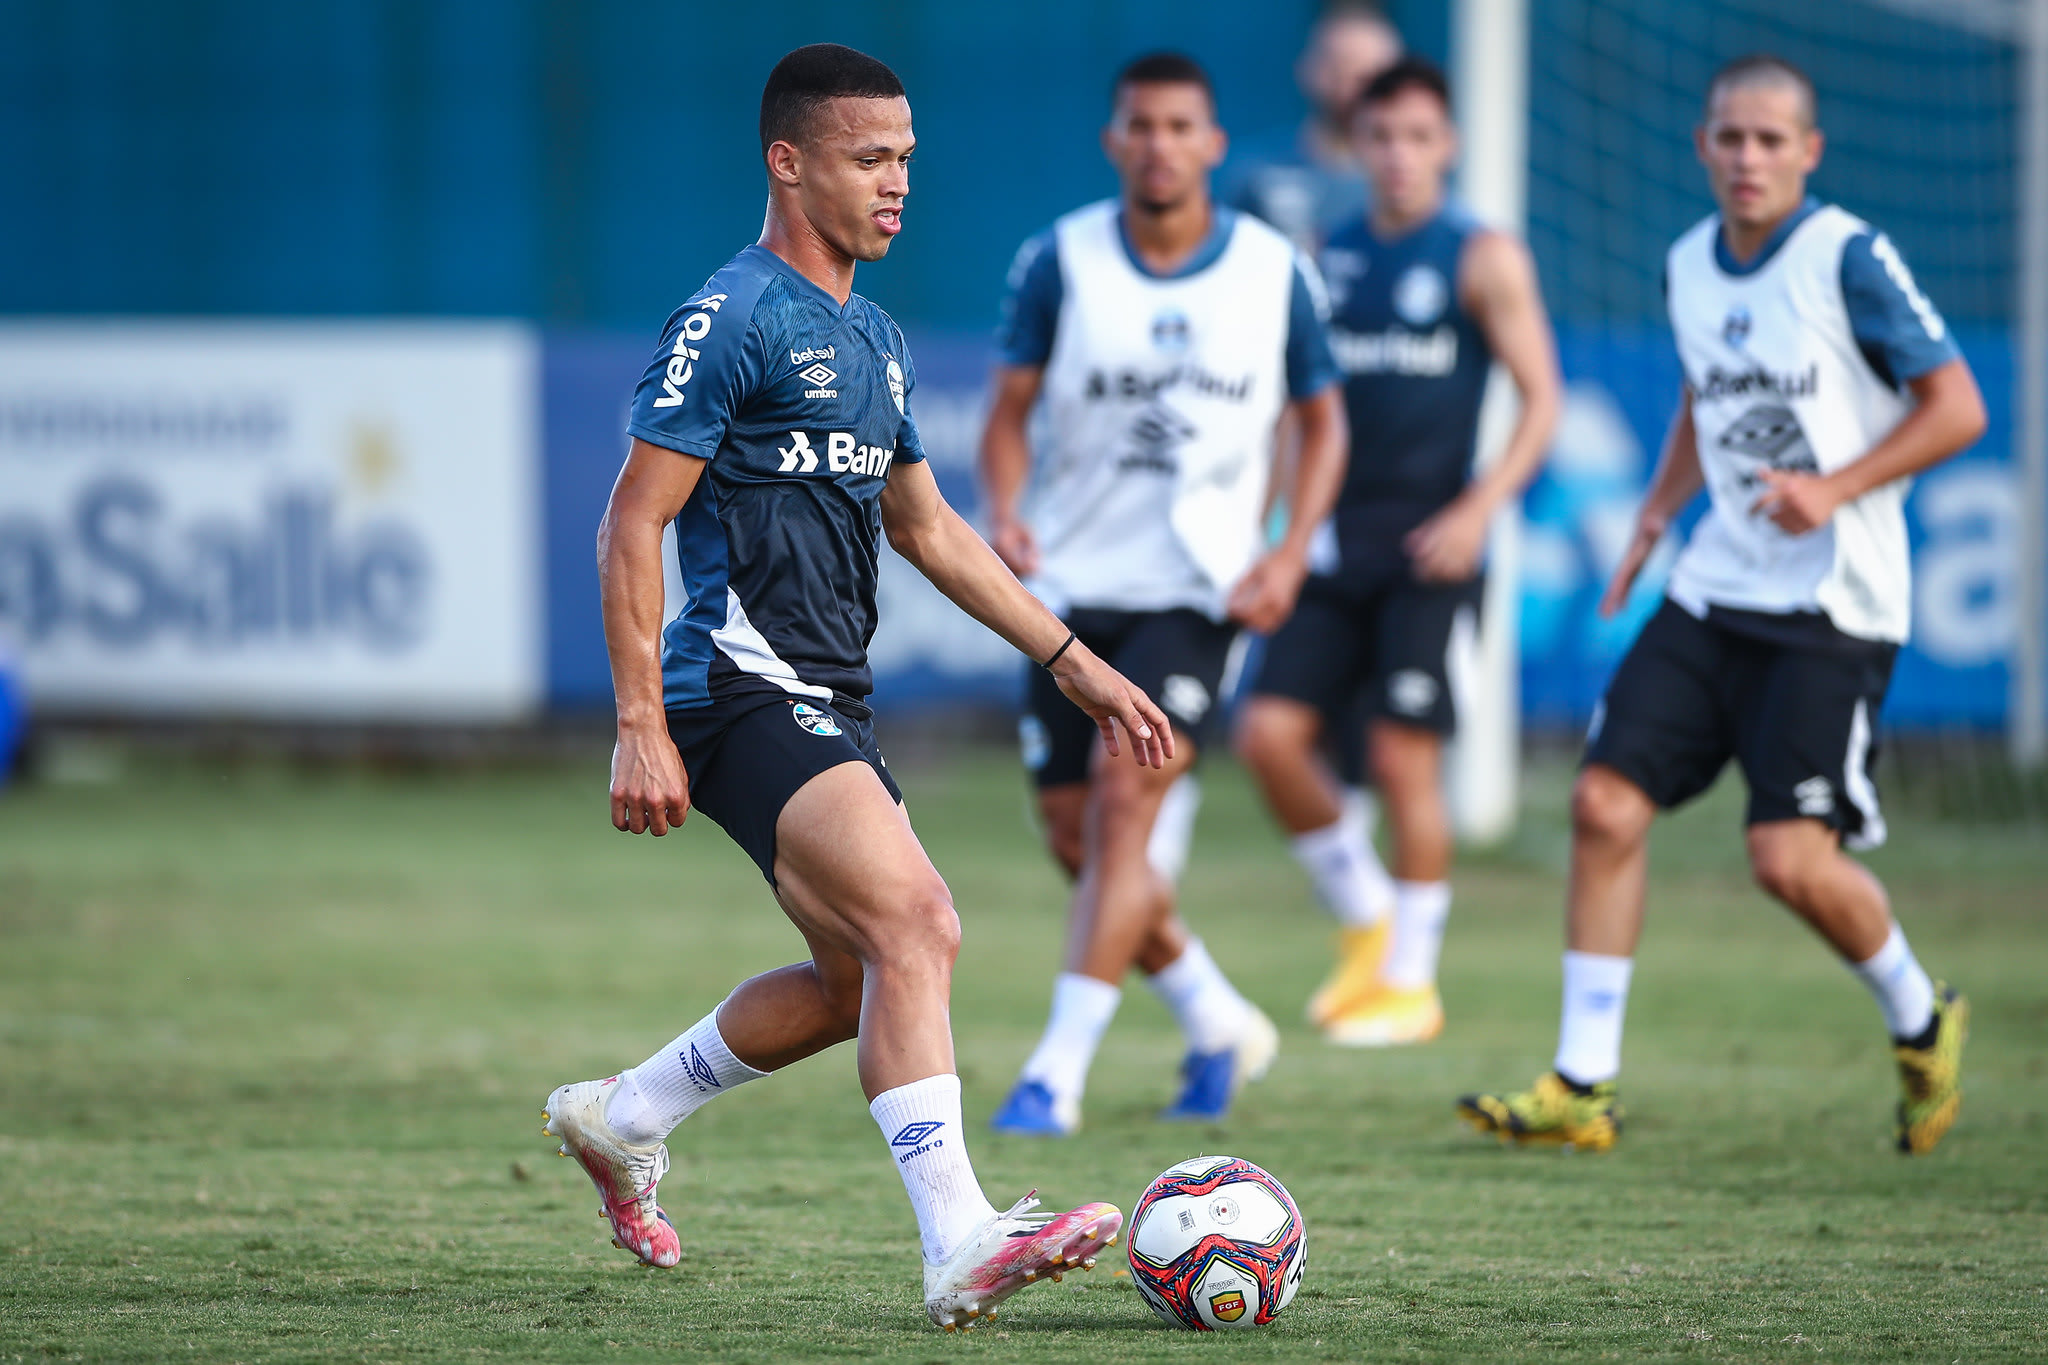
[2,742,2044,1363]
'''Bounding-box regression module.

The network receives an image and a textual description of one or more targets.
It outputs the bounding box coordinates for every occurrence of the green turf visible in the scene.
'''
[1,744,2044,1363]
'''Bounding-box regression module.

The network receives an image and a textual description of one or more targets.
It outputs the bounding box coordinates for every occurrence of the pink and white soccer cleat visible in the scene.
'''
[542,1078,681,1269]
[923,1192,1123,1330]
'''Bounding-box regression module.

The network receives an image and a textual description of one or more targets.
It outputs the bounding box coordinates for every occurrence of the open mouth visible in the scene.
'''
[872,207,902,235]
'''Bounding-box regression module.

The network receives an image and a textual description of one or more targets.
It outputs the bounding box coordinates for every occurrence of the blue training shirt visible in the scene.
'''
[994,206,1339,401]
[627,244,927,713]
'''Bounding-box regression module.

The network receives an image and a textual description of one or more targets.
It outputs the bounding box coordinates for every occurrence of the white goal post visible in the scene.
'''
[1448,0,1530,844]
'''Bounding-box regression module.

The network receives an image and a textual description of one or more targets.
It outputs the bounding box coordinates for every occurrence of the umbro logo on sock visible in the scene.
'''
[890,1120,945,1164]
[684,1044,722,1093]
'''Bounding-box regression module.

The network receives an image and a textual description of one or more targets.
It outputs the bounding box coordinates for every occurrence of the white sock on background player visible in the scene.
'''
[1552,950,1634,1085]
[1146,774,1202,883]
[869,1073,998,1264]
[1145,937,1253,1053]
[1849,924,1936,1040]
[605,1002,770,1144]
[1288,793,1394,929]
[1019,973,1121,1105]
[1381,880,1452,988]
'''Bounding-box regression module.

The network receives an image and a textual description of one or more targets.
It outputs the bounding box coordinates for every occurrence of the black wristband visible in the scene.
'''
[1040,629,1078,672]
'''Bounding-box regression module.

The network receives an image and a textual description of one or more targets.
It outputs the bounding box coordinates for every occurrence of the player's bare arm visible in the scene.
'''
[1227,384,1347,633]
[597,436,706,836]
[880,458,1173,768]
[1752,357,1986,534]
[1601,387,1706,616]
[1405,229,1562,583]
[977,364,1047,575]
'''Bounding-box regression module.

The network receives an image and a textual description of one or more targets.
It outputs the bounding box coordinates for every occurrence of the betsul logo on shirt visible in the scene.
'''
[652,294,729,408]
[775,431,897,478]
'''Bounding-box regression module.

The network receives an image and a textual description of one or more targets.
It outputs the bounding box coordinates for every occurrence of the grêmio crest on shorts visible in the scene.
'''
[626,244,928,712]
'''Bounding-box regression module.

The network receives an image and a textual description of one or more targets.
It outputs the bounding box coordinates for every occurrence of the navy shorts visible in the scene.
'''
[1585,600,1896,846]
[1020,607,1242,789]
[1251,571,1483,737]
[668,693,902,882]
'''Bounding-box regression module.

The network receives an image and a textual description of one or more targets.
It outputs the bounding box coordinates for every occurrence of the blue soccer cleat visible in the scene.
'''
[1159,1006,1279,1123]
[989,1078,1078,1137]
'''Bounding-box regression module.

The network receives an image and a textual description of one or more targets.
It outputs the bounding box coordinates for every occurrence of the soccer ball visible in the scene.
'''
[1125,1155,1306,1330]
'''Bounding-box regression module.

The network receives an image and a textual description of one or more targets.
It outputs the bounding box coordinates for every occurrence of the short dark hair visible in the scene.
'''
[1111,51,1215,110]
[1707,53,1817,127]
[759,43,906,155]
[1358,54,1451,115]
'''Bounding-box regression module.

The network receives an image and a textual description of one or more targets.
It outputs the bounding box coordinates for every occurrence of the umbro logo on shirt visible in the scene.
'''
[776,430,896,477]
[797,361,838,399]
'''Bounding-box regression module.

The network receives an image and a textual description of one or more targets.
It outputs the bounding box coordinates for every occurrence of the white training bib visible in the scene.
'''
[1028,201,1299,618]
[1664,205,1916,642]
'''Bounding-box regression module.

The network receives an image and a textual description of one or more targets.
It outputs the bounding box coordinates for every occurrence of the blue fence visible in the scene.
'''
[543,326,2026,731]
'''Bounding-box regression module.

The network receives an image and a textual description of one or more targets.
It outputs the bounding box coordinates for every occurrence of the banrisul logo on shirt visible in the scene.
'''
[652,294,728,408]
[776,431,897,478]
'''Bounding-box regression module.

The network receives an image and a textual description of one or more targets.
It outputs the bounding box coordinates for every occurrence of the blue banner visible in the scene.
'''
[543,326,2030,732]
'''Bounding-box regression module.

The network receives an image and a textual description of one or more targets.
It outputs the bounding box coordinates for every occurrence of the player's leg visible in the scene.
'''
[1458,602,1734,1148]
[1736,641,1967,1154]
[1323,581,1472,1045]
[1235,584,1394,1022]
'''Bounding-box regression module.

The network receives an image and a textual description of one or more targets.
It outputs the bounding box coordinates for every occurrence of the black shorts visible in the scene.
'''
[1584,599,1897,846]
[1021,606,1242,789]
[1251,571,1483,737]
[668,692,903,882]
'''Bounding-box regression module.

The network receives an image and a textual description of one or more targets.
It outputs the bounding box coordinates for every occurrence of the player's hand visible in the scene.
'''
[1598,509,1669,618]
[610,724,692,835]
[1050,644,1174,769]
[1226,545,1310,635]
[1404,494,1491,583]
[1751,469,1842,536]
[989,517,1040,577]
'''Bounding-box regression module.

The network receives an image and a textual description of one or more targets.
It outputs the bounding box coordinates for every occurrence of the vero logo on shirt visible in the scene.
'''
[652,293,729,408]
[776,431,896,478]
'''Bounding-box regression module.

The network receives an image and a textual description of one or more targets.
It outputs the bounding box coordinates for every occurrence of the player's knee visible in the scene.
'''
[900,877,962,968]
[1368,730,1432,796]
[1572,767,1650,847]
[1746,828,1816,906]
[814,965,865,1040]
[1231,703,1304,773]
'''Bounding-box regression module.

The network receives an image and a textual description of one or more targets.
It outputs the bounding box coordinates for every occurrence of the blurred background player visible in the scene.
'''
[1224,1,1404,255]
[547,45,1173,1330]
[979,52,1347,1135]
[1235,56,1561,1047]
[1458,55,1984,1155]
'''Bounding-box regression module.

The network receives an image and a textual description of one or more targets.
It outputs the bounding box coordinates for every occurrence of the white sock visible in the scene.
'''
[1018,973,1121,1104]
[1552,951,1634,1085]
[1288,802,1394,929]
[1850,925,1936,1041]
[1146,774,1202,883]
[870,1074,998,1264]
[1145,937,1253,1053]
[605,1002,770,1144]
[1381,880,1452,988]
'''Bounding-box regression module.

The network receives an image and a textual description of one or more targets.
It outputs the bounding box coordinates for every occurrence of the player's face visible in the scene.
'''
[1696,83,1821,231]
[791,95,915,264]
[1356,89,1455,219]
[1104,82,1225,215]
[1300,18,1400,121]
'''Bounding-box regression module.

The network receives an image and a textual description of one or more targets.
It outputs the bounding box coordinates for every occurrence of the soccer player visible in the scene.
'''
[979,53,1347,1136]
[541,45,1177,1331]
[1234,57,1561,1046]
[1458,56,1983,1154]
[1224,2,1403,255]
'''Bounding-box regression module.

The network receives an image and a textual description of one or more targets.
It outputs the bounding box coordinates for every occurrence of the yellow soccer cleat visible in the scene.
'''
[1456,1071,1621,1152]
[1304,923,1390,1027]
[1895,983,1968,1155]
[1322,981,1442,1048]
